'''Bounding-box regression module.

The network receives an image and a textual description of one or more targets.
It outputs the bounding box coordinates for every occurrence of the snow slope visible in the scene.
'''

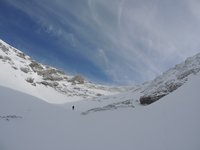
[62,52,200,112]
[1,38,200,107]
[0,39,200,149]
[140,52,200,104]
[0,72,199,150]
[61,52,200,113]
[0,39,130,104]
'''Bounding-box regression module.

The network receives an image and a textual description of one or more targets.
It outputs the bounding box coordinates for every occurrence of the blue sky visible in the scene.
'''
[0,0,200,85]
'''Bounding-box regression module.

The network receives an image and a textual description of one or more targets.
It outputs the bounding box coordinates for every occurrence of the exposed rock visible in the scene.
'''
[29,61,43,72]
[0,43,9,54]
[63,76,68,80]
[39,69,64,81]
[139,81,182,105]
[139,53,200,106]
[140,94,166,105]
[17,52,26,60]
[29,61,67,83]
[96,93,102,96]
[0,115,22,121]
[40,81,59,87]
[38,68,57,76]
[40,81,49,86]
[3,56,11,61]
[1,56,14,65]
[30,67,65,81]
[70,75,84,84]
[43,74,63,81]
[26,77,34,83]
[165,81,182,93]
[82,100,134,115]
[20,67,31,73]
[51,82,59,87]
[0,39,134,101]
[54,69,65,75]
[12,66,18,70]
[177,68,200,80]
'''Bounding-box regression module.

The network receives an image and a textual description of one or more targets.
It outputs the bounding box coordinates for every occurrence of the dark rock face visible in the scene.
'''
[139,82,182,105]
[139,53,200,105]
[140,94,166,105]
[177,68,200,80]
[165,81,182,93]
[139,81,184,105]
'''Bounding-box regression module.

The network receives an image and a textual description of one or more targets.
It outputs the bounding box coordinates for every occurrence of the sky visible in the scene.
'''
[0,0,200,85]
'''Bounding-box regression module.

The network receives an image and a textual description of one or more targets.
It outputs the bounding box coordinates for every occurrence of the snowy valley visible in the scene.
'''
[0,39,200,150]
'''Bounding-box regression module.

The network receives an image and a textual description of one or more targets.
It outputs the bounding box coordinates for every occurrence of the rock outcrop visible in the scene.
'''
[69,75,84,84]
[140,53,200,105]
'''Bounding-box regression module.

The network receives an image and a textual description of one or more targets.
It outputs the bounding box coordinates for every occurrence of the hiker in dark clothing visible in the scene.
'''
[72,105,75,110]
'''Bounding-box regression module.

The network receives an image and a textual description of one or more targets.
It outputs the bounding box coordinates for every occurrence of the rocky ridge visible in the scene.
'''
[139,53,200,104]
[1,39,200,106]
[0,40,129,102]
[79,53,200,114]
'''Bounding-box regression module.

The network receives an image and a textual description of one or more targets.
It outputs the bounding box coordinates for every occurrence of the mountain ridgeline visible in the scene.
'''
[139,53,200,104]
[0,39,129,103]
[0,39,200,105]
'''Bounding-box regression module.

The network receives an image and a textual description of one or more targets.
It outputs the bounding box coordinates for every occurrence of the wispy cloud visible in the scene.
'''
[5,0,200,84]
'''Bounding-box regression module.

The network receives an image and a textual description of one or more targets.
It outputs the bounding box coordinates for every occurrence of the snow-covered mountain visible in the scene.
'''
[0,39,200,149]
[68,52,200,114]
[0,64,199,150]
[0,39,131,104]
[139,52,200,104]
[1,38,200,109]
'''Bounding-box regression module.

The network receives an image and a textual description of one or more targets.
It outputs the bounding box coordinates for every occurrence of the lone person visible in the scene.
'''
[72,105,75,110]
